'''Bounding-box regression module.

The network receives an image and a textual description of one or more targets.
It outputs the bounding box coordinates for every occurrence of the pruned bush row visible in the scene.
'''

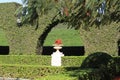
[0,54,120,80]
[79,52,119,80]
[0,55,86,67]
[0,64,78,79]
[77,68,119,80]
[0,55,120,67]
[1,65,119,80]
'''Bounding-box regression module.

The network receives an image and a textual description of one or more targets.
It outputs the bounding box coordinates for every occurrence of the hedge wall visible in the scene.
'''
[0,56,120,79]
[0,64,79,79]
[80,22,120,56]
[0,3,55,55]
[0,55,86,67]
[0,3,37,54]
[0,55,120,67]
[0,56,85,79]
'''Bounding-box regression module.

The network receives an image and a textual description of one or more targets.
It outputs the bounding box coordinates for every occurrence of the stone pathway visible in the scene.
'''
[0,77,30,80]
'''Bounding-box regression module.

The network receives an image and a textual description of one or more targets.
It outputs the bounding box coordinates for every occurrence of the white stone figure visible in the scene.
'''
[51,46,64,66]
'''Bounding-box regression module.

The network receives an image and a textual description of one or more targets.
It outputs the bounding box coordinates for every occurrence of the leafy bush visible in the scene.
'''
[0,55,86,67]
[0,55,120,79]
[80,52,117,79]
[80,22,120,56]
[0,64,78,79]
[81,52,114,68]
[78,69,105,80]
[0,3,54,55]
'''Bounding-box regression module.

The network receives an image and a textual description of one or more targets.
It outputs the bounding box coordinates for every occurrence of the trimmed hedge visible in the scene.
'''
[77,68,118,80]
[80,22,120,56]
[0,55,86,67]
[0,3,52,55]
[0,55,51,66]
[0,55,120,67]
[80,52,118,80]
[0,64,78,79]
[0,55,120,80]
[1,64,119,80]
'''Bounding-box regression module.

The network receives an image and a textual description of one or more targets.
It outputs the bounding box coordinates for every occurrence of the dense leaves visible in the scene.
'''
[19,0,120,30]
[80,52,117,79]
[67,0,120,29]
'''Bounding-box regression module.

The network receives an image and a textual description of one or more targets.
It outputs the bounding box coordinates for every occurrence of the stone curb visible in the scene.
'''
[0,77,30,80]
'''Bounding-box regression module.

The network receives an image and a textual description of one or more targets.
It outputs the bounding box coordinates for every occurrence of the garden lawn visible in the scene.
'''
[36,73,77,80]
[44,24,83,46]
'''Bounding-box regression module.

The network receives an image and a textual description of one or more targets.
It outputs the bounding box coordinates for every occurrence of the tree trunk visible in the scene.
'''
[80,22,120,56]
[36,19,64,54]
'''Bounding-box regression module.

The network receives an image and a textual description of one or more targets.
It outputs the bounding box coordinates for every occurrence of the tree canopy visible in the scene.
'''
[18,0,119,30]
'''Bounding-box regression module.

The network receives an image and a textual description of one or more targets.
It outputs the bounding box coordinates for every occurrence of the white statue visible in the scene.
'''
[51,39,64,66]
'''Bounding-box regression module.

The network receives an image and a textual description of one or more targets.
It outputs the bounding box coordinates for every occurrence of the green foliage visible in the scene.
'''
[19,0,57,25]
[81,52,114,68]
[0,29,8,46]
[0,3,54,55]
[113,56,120,74]
[80,52,117,79]
[0,64,73,79]
[36,74,77,80]
[44,24,83,46]
[21,0,119,29]
[62,56,86,67]
[68,0,120,29]
[0,55,86,67]
[77,69,105,80]
[0,55,120,79]
[0,55,51,66]
[0,1,119,56]
[80,22,120,56]
[17,0,120,56]
[0,2,83,55]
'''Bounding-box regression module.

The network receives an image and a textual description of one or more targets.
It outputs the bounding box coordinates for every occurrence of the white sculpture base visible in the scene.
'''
[51,47,64,66]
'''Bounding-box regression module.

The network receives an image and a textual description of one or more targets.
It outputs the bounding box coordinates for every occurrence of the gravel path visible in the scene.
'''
[0,77,30,80]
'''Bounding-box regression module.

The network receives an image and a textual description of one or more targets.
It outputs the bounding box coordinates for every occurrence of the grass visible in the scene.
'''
[0,29,8,46]
[36,74,77,80]
[44,24,83,46]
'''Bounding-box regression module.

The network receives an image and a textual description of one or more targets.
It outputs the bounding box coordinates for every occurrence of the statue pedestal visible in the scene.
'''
[51,46,64,66]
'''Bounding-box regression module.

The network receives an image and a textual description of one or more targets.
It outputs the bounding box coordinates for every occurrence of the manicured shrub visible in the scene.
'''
[80,52,117,80]
[81,52,114,68]
[80,22,120,56]
[78,69,105,80]
[0,55,86,67]
[113,56,120,77]
[0,64,78,79]
[0,55,120,79]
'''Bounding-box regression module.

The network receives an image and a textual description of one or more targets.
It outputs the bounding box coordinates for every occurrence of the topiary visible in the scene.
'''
[80,52,117,80]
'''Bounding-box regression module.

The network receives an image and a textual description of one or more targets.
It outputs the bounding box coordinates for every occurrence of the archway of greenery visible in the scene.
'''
[0,0,119,56]
[44,23,83,46]
[36,19,64,54]
[19,0,119,56]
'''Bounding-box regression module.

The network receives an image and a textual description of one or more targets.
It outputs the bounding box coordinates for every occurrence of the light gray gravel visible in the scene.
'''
[0,77,30,80]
